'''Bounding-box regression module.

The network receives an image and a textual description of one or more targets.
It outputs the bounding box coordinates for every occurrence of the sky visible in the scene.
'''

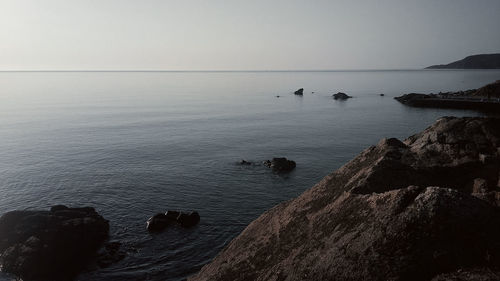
[1,0,499,70]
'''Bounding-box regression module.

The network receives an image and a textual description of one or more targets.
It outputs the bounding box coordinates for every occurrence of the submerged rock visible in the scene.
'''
[96,242,126,268]
[294,88,304,95]
[263,157,296,172]
[239,159,252,165]
[333,92,352,100]
[190,117,500,281]
[0,205,109,280]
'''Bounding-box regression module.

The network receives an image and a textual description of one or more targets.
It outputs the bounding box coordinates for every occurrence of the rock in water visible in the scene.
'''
[0,205,109,280]
[177,211,200,228]
[190,117,500,281]
[146,213,172,232]
[147,210,200,231]
[294,88,304,95]
[333,92,352,100]
[263,157,296,172]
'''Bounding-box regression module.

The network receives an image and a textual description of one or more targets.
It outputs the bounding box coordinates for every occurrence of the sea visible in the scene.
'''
[1,69,499,280]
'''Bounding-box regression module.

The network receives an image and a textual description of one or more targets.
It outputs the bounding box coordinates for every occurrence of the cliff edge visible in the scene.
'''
[190,117,500,281]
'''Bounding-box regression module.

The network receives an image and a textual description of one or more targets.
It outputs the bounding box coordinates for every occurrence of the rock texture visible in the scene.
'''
[190,117,500,281]
[426,53,500,69]
[0,205,109,280]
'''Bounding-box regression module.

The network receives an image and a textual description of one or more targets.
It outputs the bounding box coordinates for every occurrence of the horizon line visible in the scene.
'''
[0,68,427,73]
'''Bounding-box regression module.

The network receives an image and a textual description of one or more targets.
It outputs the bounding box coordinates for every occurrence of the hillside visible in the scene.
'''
[426,53,500,69]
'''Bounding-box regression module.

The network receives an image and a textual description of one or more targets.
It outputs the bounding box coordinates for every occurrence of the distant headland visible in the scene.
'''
[426,53,500,69]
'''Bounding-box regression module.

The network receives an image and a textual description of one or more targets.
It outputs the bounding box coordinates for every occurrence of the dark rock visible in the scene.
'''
[146,213,171,232]
[263,157,296,172]
[177,211,200,228]
[165,210,181,221]
[332,92,352,100]
[190,117,500,281]
[147,210,200,231]
[0,205,109,281]
[380,93,385,96]
[294,88,304,95]
[275,95,280,98]
[239,160,252,165]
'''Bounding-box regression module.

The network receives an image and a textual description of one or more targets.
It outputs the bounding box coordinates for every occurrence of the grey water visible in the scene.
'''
[1,70,499,280]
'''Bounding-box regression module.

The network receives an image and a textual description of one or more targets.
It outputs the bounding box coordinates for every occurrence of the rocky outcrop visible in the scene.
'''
[474,80,500,98]
[394,80,500,111]
[333,92,352,100]
[190,117,500,281]
[263,158,296,172]
[426,53,500,69]
[0,205,109,280]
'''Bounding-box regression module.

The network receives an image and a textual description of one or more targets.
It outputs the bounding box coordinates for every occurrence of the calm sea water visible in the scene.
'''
[1,70,499,280]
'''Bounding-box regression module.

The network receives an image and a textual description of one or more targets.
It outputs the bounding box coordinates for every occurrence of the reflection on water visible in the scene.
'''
[0,70,498,280]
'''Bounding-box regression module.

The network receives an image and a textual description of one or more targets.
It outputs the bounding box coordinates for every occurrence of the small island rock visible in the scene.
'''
[333,92,352,100]
[294,88,304,95]
[263,157,296,172]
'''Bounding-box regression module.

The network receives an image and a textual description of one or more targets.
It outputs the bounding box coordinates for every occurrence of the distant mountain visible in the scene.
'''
[426,53,500,69]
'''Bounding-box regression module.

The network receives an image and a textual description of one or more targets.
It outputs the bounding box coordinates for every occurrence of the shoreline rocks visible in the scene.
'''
[190,117,500,281]
[395,80,500,111]
[0,205,109,280]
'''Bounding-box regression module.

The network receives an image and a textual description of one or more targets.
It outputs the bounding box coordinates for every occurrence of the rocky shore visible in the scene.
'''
[395,80,500,111]
[0,205,114,280]
[190,117,500,281]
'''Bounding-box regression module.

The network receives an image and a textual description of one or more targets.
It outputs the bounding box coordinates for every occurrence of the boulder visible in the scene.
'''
[333,92,352,100]
[294,88,304,95]
[177,211,201,228]
[147,210,200,232]
[190,117,500,281]
[263,157,296,172]
[146,213,172,232]
[0,205,109,280]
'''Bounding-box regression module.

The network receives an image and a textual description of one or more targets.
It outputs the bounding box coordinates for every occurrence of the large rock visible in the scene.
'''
[0,205,109,280]
[263,158,296,172]
[190,117,500,281]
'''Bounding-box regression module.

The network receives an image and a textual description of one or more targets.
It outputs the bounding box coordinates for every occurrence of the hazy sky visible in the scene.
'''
[1,0,499,70]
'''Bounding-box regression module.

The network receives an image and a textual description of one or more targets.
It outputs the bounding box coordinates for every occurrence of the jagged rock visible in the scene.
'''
[0,205,109,280]
[263,157,296,172]
[333,92,352,100]
[294,88,304,95]
[190,117,500,281]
